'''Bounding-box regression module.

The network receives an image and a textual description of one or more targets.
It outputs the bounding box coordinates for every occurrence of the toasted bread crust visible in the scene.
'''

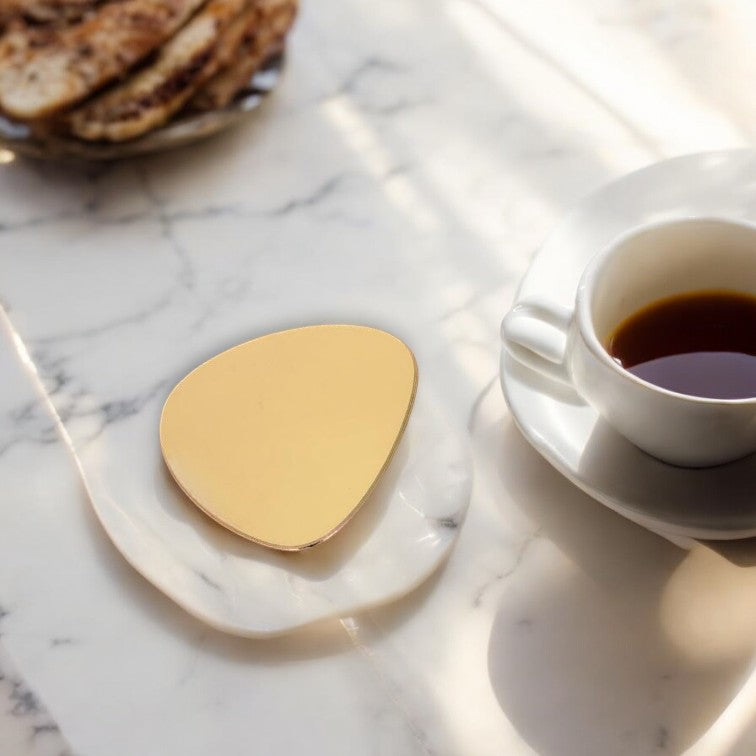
[0,0,206,119]
[0,0,297,140]
[67,0,246,141]
[0,0,101,27]
[191,0,295,111]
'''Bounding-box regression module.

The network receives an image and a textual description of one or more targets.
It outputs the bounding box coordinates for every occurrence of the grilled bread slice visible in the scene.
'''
[67,0,246,141]
[0,0,206,120]
[0,0,101,27]
[191,0,295,111]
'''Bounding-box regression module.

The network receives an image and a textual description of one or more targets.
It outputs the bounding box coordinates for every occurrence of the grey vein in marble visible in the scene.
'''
[0,642,71,756]
[0,1,751,754]
[472,528,542,609]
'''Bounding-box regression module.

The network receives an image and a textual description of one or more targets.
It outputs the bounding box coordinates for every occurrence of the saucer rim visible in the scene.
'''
[500,149,756,543]
[501,354,756,542]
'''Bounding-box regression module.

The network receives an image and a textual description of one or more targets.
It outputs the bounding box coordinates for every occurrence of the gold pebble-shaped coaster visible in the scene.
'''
[160,325,418,551]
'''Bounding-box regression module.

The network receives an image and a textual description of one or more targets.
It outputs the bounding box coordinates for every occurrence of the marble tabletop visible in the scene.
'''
[2,1,756,754]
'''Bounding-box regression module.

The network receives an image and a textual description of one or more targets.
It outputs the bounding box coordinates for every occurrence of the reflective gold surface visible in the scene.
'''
[160,325,417,550]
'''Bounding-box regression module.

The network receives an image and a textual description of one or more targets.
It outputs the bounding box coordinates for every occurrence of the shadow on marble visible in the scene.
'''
[154,439,401,582]
[485,418,754,756]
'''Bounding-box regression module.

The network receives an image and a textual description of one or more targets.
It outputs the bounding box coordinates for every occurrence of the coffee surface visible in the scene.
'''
[607,290,756,399]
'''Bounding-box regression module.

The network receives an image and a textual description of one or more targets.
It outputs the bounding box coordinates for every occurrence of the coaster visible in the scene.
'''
[160,325,417,550]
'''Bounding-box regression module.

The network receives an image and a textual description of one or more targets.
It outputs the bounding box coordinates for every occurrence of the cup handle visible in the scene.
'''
[501,297,574,385]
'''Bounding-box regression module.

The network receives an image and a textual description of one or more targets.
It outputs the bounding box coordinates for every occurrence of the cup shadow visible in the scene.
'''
[485,417,754,756]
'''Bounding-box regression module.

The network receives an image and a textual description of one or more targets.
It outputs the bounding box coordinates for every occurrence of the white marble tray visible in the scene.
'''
[76,380,471,636]
[3,284,472,635]
[0,184,472,635]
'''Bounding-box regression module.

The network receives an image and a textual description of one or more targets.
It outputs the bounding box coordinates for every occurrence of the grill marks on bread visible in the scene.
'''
[67,0,246,141]
[0,0,297,141]
[0,0,206,119]
[192,0,295,111]
[0,0,103,28]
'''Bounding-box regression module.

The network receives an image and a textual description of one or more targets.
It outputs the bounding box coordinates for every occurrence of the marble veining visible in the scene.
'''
[0,637,71,756]
[1,237,473,634]
[1,1,756,755]
[472,527,543,610]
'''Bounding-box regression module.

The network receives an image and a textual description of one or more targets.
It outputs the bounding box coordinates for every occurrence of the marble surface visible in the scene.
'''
[3,1,756,754]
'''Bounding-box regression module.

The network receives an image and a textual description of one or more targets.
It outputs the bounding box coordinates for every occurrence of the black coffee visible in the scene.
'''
[607,290,756,400]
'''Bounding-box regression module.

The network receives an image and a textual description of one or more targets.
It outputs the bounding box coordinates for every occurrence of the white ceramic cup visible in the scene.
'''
[501,217,756,467]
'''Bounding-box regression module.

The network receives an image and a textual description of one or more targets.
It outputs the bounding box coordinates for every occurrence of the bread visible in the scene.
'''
[0,0,297,143]
[67,0,247,141]
[0,0,207,120]
[192,0,294,111]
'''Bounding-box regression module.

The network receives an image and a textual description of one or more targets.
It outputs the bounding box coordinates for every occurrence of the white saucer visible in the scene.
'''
[500,150,756,545]
[79,380,471,637]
